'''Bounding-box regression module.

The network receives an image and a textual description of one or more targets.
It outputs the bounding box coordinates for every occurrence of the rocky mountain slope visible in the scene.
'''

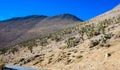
[0,14,82,48]
[0,4,120,70]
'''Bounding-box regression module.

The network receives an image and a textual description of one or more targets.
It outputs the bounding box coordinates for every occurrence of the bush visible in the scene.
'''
[10,47,19,54]
[100,33,113,47]
[50,34,62,42]
[97,22,105,34]
[84,24,96,38]
[0,48,8,54]
[20,40,37,47]
[66,37,80,48]
[117,16,120,22]
[39,37,48,46]
[19,40,37,53]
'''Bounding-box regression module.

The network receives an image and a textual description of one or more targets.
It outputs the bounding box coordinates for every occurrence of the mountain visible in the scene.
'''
[0,14,82,48]
[0,4,120,70]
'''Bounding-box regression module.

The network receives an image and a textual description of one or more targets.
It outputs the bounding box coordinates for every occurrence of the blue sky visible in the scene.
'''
[0,0,119,20]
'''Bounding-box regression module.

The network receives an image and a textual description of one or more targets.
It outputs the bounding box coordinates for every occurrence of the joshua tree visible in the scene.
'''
[100,33,113,47]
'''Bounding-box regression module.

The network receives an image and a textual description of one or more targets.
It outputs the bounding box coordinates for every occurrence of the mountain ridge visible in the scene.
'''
[0,14,83,22]
[0,13,82,48]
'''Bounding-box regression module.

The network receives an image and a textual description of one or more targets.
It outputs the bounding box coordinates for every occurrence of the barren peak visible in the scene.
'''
[1,15,48,22]
[49,13,83,21]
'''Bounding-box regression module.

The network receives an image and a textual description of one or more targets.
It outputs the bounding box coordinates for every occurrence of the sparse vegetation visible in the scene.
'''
[0,48,8,54]
[10,47,19,54]
[0,7,120,70]
[100,33,113,47]
[85,24,96,38]
[39,37,48,46]
[66,37,80,48]
[19,40,37,53]
[117,16,120,23]
[50,34,62,42]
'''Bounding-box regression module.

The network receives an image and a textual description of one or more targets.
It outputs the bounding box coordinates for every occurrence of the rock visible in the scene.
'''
[105,53,111,58]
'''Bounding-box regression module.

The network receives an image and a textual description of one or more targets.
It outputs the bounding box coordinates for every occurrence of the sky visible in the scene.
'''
[0,0,119,21]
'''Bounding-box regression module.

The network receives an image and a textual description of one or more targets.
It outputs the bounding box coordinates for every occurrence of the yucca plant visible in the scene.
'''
[66,37,80,48]
[84,24,96,39]
[100,33,113,47]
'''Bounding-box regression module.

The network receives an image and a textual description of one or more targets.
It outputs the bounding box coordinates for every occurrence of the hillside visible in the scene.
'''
[0,4,120,70]
[0,14,82,48]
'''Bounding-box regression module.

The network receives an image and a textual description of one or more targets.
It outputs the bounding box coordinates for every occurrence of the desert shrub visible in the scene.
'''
[0,48,8,54]
[19,40,37,53]
[104,33,113,39]
[96,19,112,34]
[19,39,37,47]
[78,27,85,40]
[66,37,80,48]
[10,47,19,54]
[84,24,96,38]
[28,45,33,53]
[100,33,113,47]
[97,22,106,34]
[63,28,73,34]
[39,37,48,46]
[50,34,62,42]
[117,16,120,22]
